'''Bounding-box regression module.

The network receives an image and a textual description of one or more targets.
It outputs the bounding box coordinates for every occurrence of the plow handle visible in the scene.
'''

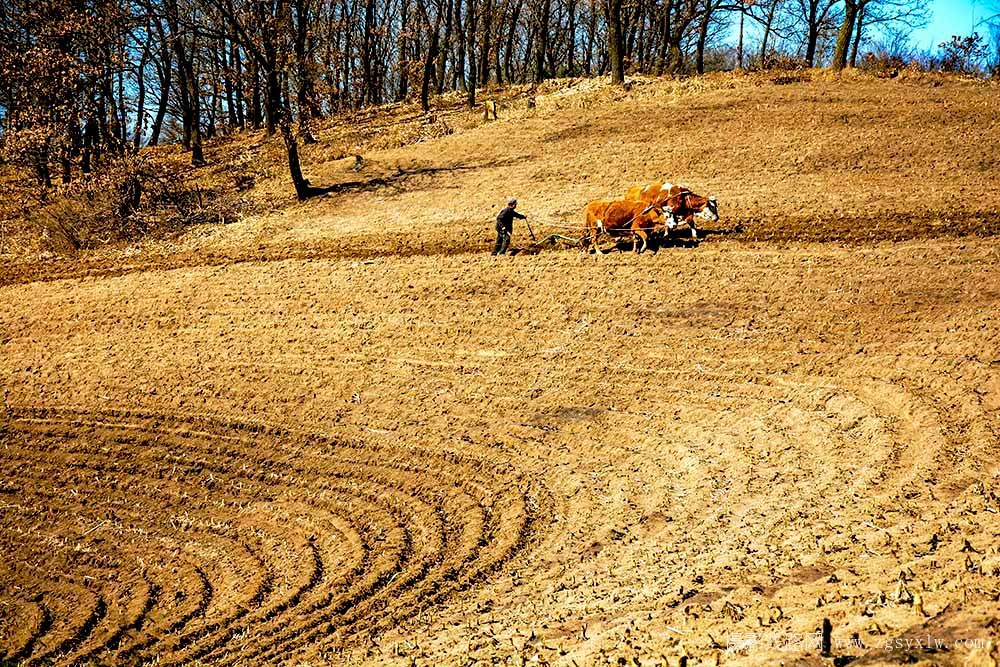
[525,217,537,242]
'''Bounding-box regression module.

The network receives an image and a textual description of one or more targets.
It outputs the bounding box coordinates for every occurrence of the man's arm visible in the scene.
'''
[514,211,527,220]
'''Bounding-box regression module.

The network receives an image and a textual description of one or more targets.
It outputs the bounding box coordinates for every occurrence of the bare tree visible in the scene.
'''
[833,0,927,70]
[796,0,839,65]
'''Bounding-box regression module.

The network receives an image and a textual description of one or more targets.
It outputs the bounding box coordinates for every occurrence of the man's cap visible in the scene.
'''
[508,198,517,206]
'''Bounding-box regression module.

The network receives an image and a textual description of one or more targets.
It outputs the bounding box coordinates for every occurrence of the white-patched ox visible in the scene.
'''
[624,181,719,240]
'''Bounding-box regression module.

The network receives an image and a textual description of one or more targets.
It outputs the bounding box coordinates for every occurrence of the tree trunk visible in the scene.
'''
[276,0,311,199]
[206,40,220,139]
[760,1,777,63]
[262,3,282,136]
[437,0,455,94]
[804,1,819,66]
[695,1,712,75]
[849,3,865,67]
[832,0,859,71]
[454,0,466,90]
[420,0,443,111]
[222,41,239,128]
[188,27,205,165]
[655,1,670,74]
[133,37,151,151]
[249,60,263,127]
[340,0,353,106]
[635,2,650,72]
[466,0,478,106]
[165,0,202,163]
[295,0,319,142]
[115,46,128,150]
[607,0,625,82]
[148,55,169,146]
[280,117,310,200]
[585,0,596,74]
[398,0,410,99]
[190,91,206,165]
[82,117,98,174]
[534,0,551,81]
[737,5,744,69]
[566,0,576,74]
[479,0,492,85]
[623,1,639,65]
[504,0,523,83]
[361,0,377,104]
[61,119,78,183]
[35,149,52,189]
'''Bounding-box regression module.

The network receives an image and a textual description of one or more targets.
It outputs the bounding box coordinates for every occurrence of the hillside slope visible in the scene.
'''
[2,71,999,283]
[1,72,999,667]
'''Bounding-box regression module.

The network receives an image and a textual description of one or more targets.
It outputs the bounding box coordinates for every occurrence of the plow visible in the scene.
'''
[519,218,677,255]
[527,232,588,249]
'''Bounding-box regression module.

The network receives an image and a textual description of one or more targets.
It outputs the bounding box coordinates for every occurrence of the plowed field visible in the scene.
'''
[2,74,999,666]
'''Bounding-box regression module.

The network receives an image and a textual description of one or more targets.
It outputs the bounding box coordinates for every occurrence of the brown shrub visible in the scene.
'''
[18,153,242,254]
[861,52,909,78]
[755,53,810,72]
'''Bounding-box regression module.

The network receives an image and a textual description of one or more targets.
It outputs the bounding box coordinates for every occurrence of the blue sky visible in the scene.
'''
[910,0,997,50]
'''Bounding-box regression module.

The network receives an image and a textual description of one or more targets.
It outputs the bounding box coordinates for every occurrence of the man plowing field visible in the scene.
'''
[499,181,719,255]
[492,198,528,256]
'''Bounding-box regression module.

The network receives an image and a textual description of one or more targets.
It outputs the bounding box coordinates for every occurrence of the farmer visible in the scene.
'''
[492,198,526,256]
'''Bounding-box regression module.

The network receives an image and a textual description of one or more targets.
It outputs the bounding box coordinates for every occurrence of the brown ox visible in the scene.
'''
[624,181,719,240]
[585,199,666,254]
[583,200,612,252]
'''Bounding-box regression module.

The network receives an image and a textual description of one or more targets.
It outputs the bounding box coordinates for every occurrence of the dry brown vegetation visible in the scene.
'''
[1,72,999,667]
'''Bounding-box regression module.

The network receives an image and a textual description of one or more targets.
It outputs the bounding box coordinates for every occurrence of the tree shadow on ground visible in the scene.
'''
[302,157,526,199]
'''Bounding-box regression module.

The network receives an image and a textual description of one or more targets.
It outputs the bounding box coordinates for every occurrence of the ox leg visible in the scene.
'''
[591,226,606,255]
[634,231,647,254]
[689,220,698,240]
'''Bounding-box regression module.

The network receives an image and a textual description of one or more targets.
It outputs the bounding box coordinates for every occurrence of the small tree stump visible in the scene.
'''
[483,100,498,121]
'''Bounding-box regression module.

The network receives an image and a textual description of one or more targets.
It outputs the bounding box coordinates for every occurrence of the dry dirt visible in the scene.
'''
[1,73,1000,667]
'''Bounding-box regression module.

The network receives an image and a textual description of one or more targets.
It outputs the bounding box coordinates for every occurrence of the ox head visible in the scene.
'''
[658,191,684,230]
[641,202,679,231]
[696,195,719,223]
[641,202,669,221]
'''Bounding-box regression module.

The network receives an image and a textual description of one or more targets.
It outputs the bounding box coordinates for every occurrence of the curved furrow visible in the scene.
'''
[0,596,50,664]
[27,587,107,666]
[67,578,160,665]
[191,491,399,664]
[113,562,215,662]
[1,408,548,666]
[217,481,453,663]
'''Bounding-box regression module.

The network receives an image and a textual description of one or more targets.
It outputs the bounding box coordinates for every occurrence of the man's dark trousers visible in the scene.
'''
[492,223,511,255]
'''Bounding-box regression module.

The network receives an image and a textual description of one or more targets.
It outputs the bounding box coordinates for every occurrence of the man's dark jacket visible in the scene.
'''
[496,206,526,232]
